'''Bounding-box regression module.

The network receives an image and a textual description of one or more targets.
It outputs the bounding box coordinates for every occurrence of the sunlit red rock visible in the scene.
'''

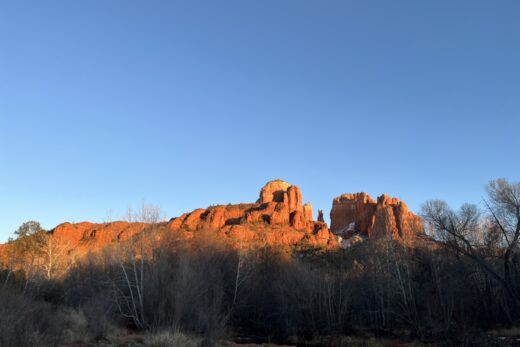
[7,179,337,260]
[52,221,149,250]
[287,185,303,213]
[289,210,307,230]
[166,180,336,247]
[330,193,377,235]
[330,192,422,243]
[0,180,426,266]
[303,203,313,221]
[259,179,291,204]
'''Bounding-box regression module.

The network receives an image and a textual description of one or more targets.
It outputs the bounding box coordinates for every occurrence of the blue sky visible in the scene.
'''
[1,1,519,241]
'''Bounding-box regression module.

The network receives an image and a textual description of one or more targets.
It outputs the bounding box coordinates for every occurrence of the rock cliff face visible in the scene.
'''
[330,192,422,243]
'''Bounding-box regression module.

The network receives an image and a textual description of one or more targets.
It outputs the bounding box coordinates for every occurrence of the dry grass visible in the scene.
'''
[59,308,90,344]
[145,330,201,347]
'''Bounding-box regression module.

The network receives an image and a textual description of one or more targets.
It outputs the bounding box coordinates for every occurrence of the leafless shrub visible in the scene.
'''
[0,287,64,347]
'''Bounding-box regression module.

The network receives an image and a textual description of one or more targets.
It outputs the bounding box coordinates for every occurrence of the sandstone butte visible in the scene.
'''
[0,180,424,260]
[330,192,424,246]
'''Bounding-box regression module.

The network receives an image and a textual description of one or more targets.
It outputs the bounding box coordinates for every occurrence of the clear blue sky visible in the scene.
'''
[1,1,519,241]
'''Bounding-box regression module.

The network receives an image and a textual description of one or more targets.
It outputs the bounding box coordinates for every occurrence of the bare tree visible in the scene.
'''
[484,178,520,297]
[232,236,253,310]
[110,203,162,330]
[421,178,520,304]
[38,234,71,280]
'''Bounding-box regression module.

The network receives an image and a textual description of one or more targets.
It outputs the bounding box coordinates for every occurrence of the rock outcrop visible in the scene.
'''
[167,180,335,248]
[330,192,422,243]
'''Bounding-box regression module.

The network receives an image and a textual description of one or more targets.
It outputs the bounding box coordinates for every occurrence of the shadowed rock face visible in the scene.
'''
[330,192,423,242]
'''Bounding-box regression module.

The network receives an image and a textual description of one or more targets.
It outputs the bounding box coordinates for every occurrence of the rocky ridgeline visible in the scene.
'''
[42,180,336,254]
[2,180,424,258]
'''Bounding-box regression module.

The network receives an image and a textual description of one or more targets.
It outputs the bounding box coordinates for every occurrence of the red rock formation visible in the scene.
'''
[287,186,303,213]
[259,179,291,204]
[330,192,422,242]
[303,203,313,221]
[0,180,429,276]
[330,193,377,235]
[0,180,429,271]
[167,180,336,248]
[0,180,336,261]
